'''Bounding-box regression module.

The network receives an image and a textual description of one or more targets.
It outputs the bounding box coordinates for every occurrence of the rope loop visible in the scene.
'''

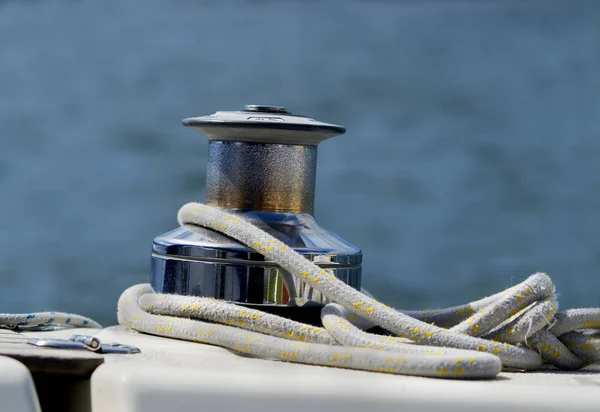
[116,202,600,379]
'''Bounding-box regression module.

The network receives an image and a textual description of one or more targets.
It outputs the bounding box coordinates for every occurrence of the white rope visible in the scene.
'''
[117,203,600,379]
[0,311,101,330]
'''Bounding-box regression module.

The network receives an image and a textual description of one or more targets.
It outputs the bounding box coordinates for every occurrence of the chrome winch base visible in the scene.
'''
[152,212,362,306]
[151,257,361,305]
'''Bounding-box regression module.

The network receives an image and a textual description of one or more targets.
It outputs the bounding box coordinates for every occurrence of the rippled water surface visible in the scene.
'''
[1,1,600,325]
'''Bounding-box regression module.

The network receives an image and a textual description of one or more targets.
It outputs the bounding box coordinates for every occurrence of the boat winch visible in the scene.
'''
[151,105,362,321]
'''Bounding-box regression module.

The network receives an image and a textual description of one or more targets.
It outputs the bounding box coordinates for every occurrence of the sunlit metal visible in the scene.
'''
[152,105,362,310]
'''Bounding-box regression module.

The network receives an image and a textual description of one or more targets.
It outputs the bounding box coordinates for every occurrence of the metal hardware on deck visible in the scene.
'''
[70,334,101,351]
[27,335,140,354]
[152,105,362,317]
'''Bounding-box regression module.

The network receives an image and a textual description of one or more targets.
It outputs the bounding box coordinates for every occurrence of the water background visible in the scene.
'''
[1,1,600,326]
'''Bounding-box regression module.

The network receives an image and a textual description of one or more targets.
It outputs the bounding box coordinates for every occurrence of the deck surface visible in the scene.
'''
[13,326,600,412]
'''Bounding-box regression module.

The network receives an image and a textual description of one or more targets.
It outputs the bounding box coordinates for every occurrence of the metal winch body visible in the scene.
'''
[151,105,362,309]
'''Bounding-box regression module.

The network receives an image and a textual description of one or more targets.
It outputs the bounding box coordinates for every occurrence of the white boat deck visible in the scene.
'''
[4,325,598,412]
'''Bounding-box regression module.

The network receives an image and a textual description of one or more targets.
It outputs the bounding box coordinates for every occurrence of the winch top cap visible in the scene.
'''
[182,104,346,146]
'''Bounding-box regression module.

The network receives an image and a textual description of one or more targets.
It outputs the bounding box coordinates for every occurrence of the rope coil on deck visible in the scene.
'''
[3,202,597,379]
[116,202,600,379]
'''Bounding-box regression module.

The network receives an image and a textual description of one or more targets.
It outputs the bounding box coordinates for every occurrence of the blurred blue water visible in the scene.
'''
[1,1,599,326]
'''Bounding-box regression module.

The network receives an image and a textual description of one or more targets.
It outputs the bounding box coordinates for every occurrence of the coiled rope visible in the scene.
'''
[116,203,600,379]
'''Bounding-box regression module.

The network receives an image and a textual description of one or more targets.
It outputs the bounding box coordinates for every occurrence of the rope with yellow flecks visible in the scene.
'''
[118,202,600,379]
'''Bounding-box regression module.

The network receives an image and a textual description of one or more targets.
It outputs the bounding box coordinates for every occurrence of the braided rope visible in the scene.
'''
[117,203,600,379]
[0,311,101,330]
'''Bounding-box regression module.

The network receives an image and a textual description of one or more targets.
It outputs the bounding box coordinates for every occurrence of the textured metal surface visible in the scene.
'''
[206,142,316,213]
[151,254,361,305]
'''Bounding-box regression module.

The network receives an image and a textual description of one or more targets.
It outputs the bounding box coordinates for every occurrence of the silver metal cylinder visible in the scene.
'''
[152,105,362,318]
[206,142,317,213]
[152,212,362,305]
